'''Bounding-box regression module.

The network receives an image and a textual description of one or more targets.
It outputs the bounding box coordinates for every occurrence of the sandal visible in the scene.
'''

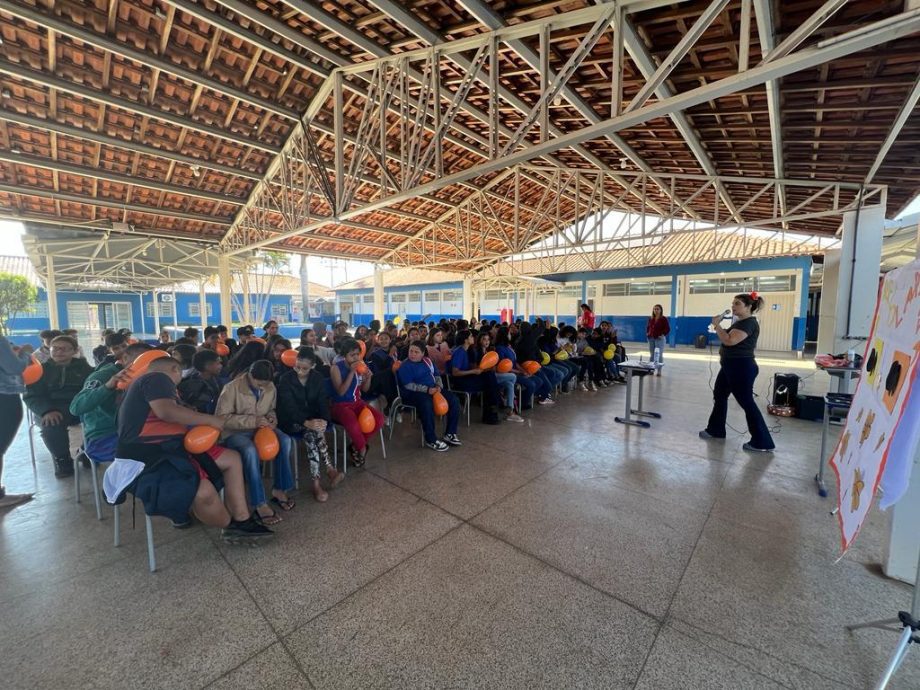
[270,496,296,512]
[254,508,282,526]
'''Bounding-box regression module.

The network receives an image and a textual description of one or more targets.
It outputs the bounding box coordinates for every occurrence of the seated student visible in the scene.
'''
[514,320,559,400]
[266,337,293,382]
[156,329,172,351]
[183,327,200,344]
[473,331,523,422]
[61,329,87,360]
[365,331,398,413]
[170,343,198,380]
[235,324,255,349]
[224,341,267,380]
[70,342,154,465]
[34,329,62,363]
[397,341,461,452]
[425,328,452,375]
[397,326,420,360]
[23,335,94,478]
[215,360,294,524]
[217,325,238,356]
[93,329,116,366]
[537,330,573,391]
[574,327,606,390]
[276,347,344,502]
[494,326,549,408]
[178,349,224,414]
[354,325,369,343]
[450,329,501,425]
[94,331,129,370]
[201,326,221,351]
[263,320,279,339]
[299,328,335,369]
[592,326,625,383]
[329,337,384,467]
[113,356,272,542]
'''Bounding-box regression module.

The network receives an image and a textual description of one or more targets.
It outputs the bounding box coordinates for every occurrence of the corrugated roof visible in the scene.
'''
[335,267,463,291]
[171,274,333,299]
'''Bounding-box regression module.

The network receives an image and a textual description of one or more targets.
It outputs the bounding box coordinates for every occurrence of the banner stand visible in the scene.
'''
[846,546,920,689]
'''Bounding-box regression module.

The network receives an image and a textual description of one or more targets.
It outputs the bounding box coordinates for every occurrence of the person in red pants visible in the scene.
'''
[329,337,384,467]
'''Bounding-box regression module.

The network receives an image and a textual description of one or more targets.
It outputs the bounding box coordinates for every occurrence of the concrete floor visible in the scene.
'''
[1,352,917,689]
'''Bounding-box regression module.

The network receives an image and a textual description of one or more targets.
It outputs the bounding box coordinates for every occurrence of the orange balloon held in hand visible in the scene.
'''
[355,361,369,376]
[391,359,402,372]
[254,426,280,461]
[358,407,376,434]
[22,356,43,385]
[117,349,169,390]
[497,358,513,373]
[521,360,542,375]
[357,340,366,358]
[432,391,449,416]
[184,425,220,454]
[280,349,298,367]
[478,351,499,370]
[215,343,230,357]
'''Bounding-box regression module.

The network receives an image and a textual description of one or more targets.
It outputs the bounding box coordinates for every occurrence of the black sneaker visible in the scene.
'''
[221,517,274,544]
[742,442,774,453]
[53,457,74,478]
[443,434,462,446]
[171,519,193,529]
[425,440,449,452]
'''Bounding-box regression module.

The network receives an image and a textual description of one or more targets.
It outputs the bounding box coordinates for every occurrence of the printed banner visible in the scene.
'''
[829,259,920,553]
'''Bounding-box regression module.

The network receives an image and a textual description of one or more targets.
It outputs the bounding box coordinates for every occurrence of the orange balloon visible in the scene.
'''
[280,349,298,367]
[358,406,377,434]
[391,359,402,372]
[254,426,280,462]
[432,391,448,416]
[521,360,542,375]
[357,340,366,358]
[184,425,220,454]
[355,361,369,376]
[479,351,499,370]
[497,358,513,373]
[117,349,170,389]
[215,343,230,357]
[22,356,43,385]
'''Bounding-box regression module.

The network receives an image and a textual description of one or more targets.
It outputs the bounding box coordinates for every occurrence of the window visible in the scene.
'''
[145,302,175,317]
[424,291,440,302]
[407,292,421,303]
[442,290,462,302]
[560,285,581,297]
[688,279,721,294]
[587,287,597,298]
[361,294,374,304]
[483,290,504,300]
[756,275,795,292]
[270,304,288,318]
[390,293,407,304]
[188,303,213,317]
[603,283,627,297]
[723,276,755,293]
[22,301,49,317]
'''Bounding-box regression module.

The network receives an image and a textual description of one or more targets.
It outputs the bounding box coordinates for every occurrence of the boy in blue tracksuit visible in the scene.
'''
[396,340,461,452]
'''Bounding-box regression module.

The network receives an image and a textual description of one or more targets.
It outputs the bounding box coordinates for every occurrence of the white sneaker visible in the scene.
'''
[589,382,597,391]
[425,440,449,452]
[506,413,525,423]
[579,382,588,392]
[537,397,555,405]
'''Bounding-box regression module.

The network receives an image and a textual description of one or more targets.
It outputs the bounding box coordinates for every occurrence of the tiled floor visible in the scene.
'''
[2,352,917,689]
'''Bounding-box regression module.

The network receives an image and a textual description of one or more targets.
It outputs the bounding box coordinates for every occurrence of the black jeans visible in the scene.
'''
[0,393,23,459]
[38,410,81,460]
[706,358,775,450]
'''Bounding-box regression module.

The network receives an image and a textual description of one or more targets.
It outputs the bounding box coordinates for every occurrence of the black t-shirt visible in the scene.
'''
[720,317,759,360]
[117,371,188,447]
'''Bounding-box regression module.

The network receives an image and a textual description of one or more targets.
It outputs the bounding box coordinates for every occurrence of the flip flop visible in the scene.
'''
[270,496,295,512]
[254,508,282,525]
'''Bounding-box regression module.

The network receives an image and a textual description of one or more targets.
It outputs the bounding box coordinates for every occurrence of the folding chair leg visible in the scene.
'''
[293,441,300,490]
[113,504,121,547]
[74,457,81,503]
[91,464,103,520]
[379,428,386,459]
[145,515,157,573]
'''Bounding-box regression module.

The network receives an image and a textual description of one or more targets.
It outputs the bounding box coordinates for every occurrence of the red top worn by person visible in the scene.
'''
[578,304,595,329]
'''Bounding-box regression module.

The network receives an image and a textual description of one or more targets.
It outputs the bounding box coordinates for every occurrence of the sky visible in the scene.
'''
[3,192,918,284]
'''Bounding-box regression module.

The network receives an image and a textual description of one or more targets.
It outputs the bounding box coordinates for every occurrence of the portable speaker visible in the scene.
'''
[773,373,800,406]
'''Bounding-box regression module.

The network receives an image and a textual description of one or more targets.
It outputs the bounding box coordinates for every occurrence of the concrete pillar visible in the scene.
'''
[218,254,232,326]
[171,289,179,331]
[299,254,310,323]
[462,274,473,321]
[152,289,160,337]
[199,282,208,330]
[523,288,531,322]
[45,254,60,329]
[373,265,385,324]
[553,291,559,325]
[669,274,678,347]
[817,204,884,355]
[241,269,252,324]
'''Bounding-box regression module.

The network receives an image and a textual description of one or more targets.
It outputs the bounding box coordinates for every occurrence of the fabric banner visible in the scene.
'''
[829,258,920,553]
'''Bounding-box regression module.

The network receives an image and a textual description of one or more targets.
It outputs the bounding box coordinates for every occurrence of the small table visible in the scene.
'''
[818,364,861,394]
[815,393,852,497]
[615,360,661,428]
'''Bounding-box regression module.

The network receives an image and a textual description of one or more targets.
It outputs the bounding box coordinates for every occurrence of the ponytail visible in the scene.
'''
[734,292,765,313]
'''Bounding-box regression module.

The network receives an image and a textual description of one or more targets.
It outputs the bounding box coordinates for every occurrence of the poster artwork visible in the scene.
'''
[829,258,920,553]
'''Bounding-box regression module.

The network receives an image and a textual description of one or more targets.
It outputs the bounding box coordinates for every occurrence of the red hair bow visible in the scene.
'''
[750,291,759,299]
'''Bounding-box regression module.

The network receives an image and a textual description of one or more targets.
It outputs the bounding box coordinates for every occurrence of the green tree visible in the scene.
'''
[0,272,38,336]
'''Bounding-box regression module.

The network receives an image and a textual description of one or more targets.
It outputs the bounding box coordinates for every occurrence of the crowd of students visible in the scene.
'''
[0,315,631,538]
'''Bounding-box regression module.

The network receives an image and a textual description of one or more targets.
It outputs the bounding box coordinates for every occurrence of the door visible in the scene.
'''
[756,293,797,351]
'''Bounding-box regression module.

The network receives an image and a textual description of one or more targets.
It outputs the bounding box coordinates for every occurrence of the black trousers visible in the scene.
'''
[0,393,23,459]
[706,358,775,450]
[38,411,81,460]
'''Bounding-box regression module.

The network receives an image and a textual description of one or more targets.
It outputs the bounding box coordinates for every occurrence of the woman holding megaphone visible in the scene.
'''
[700,293,775,453]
